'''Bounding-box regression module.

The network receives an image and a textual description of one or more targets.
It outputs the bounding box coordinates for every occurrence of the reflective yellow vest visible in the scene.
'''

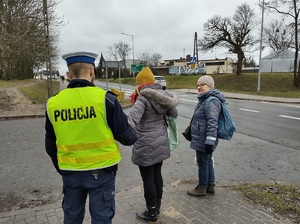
[47,86,121,171]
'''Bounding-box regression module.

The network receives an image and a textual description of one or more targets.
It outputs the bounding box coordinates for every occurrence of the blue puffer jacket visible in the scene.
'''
[190,89,225,152]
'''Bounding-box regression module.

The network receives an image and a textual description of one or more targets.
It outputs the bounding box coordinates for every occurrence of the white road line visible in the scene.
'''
[240,108,260,113]
[279,115,300,120]
[261,101,300,108]
[179,98,198,103]
[286,104,300,109]
[124,91,133,95]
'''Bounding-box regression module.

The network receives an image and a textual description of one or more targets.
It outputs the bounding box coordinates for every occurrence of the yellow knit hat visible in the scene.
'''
[135,67,155,84]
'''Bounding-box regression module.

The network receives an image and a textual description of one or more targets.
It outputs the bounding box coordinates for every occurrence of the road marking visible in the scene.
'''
[279,115,300,120]
[125,91,133,95]
[286,104,300,109]
[261,102,300,108]
[240,108,260,113]
[179,98,198,103]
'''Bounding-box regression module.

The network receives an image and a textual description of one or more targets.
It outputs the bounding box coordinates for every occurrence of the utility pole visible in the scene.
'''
[43,0,53,98]
[193,32,199,65]
[257,0,265,94]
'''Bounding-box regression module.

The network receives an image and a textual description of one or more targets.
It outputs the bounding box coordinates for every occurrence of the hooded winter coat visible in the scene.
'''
[127,83,179,167]
[190,89,225,152]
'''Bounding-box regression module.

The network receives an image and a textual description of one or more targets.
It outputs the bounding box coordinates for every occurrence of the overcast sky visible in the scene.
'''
[55,0,268,74]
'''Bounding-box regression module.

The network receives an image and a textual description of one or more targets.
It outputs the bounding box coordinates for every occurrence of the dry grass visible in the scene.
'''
[235,183,300,223]
[18,80,60,104]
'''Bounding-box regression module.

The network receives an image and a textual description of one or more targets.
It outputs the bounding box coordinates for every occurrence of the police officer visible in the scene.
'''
[45,51,137,224]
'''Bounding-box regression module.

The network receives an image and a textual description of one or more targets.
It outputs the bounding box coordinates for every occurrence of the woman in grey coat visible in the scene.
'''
[187,75,225,197]
[127,67,178,223]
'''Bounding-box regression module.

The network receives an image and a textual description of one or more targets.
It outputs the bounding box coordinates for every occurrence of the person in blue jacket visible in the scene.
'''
[187,75,225,197]
[45,51,137,224]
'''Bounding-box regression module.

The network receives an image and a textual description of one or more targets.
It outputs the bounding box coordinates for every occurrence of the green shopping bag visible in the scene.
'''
[167,116,179,151]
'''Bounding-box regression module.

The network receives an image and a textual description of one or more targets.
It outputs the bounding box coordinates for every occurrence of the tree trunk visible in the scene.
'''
[297,59,300,87]
[236,53,244,75]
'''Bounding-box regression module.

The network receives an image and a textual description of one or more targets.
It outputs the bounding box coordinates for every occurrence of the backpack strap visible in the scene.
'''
[204,96,221,113]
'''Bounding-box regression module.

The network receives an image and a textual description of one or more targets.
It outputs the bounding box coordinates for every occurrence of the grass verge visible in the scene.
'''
[19,80,60,104]
[235,183,300,223]
[104,72,300,98]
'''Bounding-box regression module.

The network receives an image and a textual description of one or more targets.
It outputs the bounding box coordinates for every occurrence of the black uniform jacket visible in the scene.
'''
[45,79,137,174]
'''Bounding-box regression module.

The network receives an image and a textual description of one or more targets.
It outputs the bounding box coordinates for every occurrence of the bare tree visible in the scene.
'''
[244,56,257,67]
[0,0,61,80]
[139,53,151,66]
[264,0,300,87]
[150,53,162,66]
[199,3,257,75]
[139,52,162,67]
[264,19,294,51]
[107,41,130,80]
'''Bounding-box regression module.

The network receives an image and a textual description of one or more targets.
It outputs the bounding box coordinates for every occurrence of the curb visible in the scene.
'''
[183,90,300,104]
[0,104,132,121]
[0,114,45,121]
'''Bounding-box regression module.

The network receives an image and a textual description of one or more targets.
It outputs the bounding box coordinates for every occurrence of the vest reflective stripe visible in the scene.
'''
[57,137,115,152]
[47,87,121,171]
[58,150,119,165]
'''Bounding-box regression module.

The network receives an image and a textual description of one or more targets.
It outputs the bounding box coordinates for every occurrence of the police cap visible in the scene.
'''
[62,51,98,66]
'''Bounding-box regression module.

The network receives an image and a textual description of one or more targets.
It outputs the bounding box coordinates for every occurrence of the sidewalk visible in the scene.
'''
[0,181,291,224]
[181,89,300,104]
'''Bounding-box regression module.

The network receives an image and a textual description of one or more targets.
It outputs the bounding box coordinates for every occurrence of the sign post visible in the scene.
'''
[190,57,197,75]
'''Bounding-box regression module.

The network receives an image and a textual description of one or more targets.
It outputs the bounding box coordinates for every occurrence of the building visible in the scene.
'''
[199,58,234,74]
[163,56,190,67]
[161,55,234,75]
[33,70,60,80]
[260,50,298,72]
[107,55,235,76]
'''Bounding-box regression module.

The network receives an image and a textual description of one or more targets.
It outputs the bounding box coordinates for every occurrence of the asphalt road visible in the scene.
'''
[96,80,300,150]
[0,116,299,211]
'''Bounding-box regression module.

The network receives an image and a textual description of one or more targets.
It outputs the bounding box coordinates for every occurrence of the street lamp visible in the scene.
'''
[121,32,134,64]
[121,32,135,77]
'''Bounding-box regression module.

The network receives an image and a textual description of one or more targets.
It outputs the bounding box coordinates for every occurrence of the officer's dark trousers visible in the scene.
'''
[138,162,163,207]
[62,170,116,224]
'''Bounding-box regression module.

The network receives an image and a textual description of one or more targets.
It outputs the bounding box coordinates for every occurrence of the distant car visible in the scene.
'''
[154,76,166,90]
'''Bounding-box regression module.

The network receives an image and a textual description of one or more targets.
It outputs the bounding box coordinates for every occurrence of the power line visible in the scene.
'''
[153,35,193,51]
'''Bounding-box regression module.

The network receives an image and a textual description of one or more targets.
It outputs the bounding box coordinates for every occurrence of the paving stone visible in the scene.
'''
[0,184,292,224]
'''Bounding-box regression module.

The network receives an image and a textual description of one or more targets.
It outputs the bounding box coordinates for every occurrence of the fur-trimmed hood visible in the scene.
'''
[139,84,179,114]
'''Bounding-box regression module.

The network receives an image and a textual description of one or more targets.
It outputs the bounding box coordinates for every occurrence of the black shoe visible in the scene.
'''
[136,211,157,223]
[156,199,161,216]
[136,205,157,223]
